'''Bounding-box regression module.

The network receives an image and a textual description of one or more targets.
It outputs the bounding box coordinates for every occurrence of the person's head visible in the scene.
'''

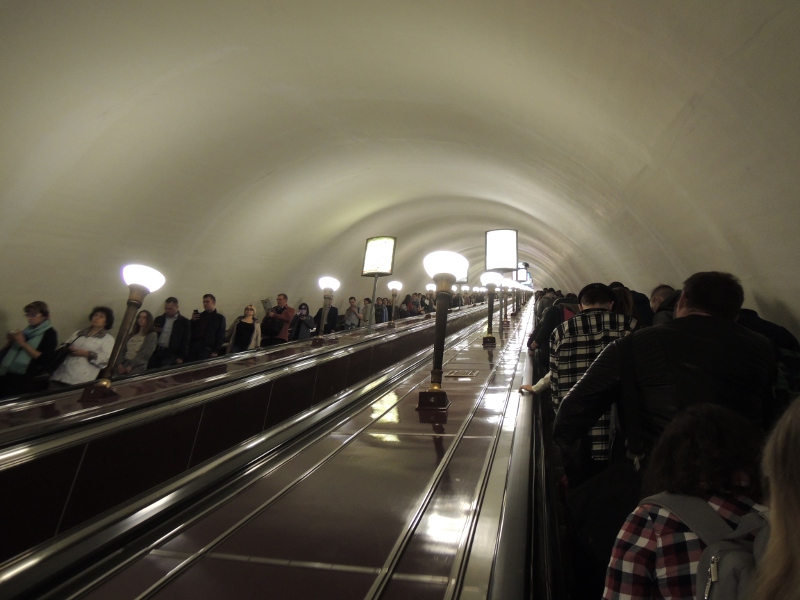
[642,403,764,499]
[349,297,356,306]
[363,297,371,305]
[383,297,390,305]
[164,297,179,317]
[202,294,216,311]
[676,271,744,320]
[577,283,615,311]
[24,301,49,327]
[756,396,800,599]
[297,303,309,315]
[649,285,675,312]
[276,293,288,307]
[402,294,412,304]
[89,306,115,330]
[611,286,635,316]
[133,310,154,335]
[375,298,382,306]
[243,304,256,318]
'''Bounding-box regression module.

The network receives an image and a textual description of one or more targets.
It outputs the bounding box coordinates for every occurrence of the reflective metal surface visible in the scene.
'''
[43,302,536,600]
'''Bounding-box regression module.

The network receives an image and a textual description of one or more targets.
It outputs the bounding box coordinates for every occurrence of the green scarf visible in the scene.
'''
[0,320,53,376]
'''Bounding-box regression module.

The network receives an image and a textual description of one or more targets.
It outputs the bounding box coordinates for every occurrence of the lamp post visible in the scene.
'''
[387,281,402,328]
[502,277,515,327]
[313,276,340,345]
[361,236,396,334]
[418,250,469,410]
[82,264,165,401]
[485,229,518,329]
[480,271,503,347]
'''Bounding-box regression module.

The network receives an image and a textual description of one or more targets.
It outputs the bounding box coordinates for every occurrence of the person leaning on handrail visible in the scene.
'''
[0,301,58,397]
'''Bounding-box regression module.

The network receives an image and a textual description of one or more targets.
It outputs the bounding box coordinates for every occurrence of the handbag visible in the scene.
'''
[47,343,73,374]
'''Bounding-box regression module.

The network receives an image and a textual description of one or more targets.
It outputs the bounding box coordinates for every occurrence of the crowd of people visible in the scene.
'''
[0,287,484,399]
[522,272,800,599]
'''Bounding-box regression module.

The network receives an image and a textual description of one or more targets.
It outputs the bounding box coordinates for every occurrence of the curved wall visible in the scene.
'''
[1,1,798,336]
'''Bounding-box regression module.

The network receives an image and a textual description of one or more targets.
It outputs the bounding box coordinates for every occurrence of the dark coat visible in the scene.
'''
[553,315,782,467]
[153,313,191,360]
[314,307,339,335]
[190,310,226,354]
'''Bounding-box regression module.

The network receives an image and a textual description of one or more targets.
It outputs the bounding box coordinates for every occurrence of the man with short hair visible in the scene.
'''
[549,283,638,479]
[188,294,226,361]
[149,297,191,368]
[261,293,295,345]
[554,272,782,474]
[344,297,361,329]
[649,284,675,313]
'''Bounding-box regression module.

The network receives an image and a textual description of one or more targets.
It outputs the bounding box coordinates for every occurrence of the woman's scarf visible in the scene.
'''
[0,320,53,376]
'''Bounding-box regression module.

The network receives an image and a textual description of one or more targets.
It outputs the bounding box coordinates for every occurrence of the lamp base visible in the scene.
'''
[482,335,496,347]
[424,313,432,319]
[387,322,397,328]
[417,389,450,410]
[80,379,120,403]
[502,319,511,328]
[311,337,326,346]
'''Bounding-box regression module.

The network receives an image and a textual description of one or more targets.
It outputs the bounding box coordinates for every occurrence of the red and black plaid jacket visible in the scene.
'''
[603,493,765,600]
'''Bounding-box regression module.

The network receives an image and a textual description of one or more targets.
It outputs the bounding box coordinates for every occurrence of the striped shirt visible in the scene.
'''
[603,494,765,600]
[550,309,637,460]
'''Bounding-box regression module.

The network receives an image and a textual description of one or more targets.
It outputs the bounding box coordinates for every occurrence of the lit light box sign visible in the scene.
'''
[485,229,518,272]
[362,236,397,276]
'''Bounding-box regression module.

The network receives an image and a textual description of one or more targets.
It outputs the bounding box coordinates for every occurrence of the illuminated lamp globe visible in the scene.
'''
[423,251,469,281]
[451,285,459,292]
[480,271,503,287]
[318,277,340,291]
[472,286,480,292]
[461,285,470,292]
[425,283,436,292]
[122,264,165,293]
[387,281,403,292]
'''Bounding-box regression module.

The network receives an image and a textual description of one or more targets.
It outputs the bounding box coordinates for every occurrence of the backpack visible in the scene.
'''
[642,492,770,600]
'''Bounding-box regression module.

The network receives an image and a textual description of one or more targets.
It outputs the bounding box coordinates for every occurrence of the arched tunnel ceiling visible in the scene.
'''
[1,0,799,335]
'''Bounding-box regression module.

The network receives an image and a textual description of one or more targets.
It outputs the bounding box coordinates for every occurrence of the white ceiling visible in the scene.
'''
[1,0,799,336]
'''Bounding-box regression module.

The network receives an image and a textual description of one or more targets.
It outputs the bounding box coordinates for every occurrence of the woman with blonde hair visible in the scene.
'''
[756,396,800,600]
[226,304,261,354]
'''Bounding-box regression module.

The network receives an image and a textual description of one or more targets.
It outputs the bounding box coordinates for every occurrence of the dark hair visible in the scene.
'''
[578,283,615,306]
[24,301,49,318]
[642,403,764,499]
[608,281,625,289]
[402,294,412,304]
[611,287,634,316]
[298,303,309,311]
[363,298,371,304]
[132,310,154,335]
[681,271,744,320]
[349,296,356,302]
[89,306,115,330]
[649,284,675,299]
[203,294,216,303]
[278,293,288,301]
[165,296,179,305]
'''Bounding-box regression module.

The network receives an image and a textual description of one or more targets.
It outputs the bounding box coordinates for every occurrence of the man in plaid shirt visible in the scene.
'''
[550,283,637,480]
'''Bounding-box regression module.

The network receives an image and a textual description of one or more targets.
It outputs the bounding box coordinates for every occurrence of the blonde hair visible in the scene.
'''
[756,397,800,600]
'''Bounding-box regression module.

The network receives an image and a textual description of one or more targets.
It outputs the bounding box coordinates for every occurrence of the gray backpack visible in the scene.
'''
[642,492,770,600]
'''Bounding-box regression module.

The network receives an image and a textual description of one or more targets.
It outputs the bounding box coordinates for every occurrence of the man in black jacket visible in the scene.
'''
[553,271,782,478]
[188,294,226,361]
[148,297,191,368]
